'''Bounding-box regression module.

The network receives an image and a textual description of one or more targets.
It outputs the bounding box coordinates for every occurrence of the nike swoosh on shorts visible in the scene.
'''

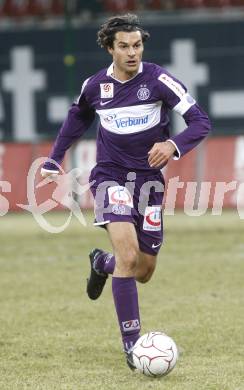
[152,243,161,249]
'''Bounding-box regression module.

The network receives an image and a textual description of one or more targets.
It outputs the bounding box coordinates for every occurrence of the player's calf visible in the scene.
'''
[135,253,157,283]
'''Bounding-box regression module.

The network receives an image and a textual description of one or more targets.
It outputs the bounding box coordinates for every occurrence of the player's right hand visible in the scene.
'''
[148,141,176,168]
[40,167,59,182]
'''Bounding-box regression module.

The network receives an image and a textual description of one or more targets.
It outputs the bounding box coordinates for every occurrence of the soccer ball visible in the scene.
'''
[132,331,178,377]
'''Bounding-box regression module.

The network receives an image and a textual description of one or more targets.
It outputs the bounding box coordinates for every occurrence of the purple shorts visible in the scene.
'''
[89,165,165,256]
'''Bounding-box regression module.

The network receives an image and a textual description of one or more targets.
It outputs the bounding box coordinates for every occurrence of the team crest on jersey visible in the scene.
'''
[100,83,114,98]
[137,85,150,101]
[143,206,162,231]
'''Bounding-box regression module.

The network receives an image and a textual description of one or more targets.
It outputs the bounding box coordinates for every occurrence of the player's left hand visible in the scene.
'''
[148,141,176,168]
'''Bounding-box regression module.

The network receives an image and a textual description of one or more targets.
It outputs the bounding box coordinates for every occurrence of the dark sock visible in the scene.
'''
[112,276,141,352]
[95,252,115,275]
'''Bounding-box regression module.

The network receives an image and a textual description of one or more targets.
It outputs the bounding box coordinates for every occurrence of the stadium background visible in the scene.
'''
[0,0,243,212]
[1,2,244,390]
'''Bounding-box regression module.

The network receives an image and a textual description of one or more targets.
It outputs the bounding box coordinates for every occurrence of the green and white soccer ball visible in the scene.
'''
[132,331,178,377]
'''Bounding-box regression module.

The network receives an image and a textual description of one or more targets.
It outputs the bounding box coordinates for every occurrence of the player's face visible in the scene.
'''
[108,31,144,81]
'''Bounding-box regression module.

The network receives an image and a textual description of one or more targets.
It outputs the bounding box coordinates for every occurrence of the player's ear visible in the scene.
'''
[107,46,113,56]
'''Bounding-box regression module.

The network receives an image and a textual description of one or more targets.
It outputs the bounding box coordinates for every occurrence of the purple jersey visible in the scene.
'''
[43,62,210,172]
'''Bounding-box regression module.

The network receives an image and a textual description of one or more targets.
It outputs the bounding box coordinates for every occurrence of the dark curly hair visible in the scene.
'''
[97,14,150,49]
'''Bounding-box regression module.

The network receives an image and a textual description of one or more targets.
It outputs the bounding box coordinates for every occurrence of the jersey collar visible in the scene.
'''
[106,62,143,83]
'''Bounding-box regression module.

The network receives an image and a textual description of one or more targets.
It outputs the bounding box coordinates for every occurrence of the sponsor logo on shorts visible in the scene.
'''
[108,186,133,207]
[143,206,162,231]
[122,319,140,332]
[112,204,126,215]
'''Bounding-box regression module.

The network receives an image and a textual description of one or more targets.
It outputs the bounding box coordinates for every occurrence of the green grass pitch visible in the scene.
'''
[0,211,244,390]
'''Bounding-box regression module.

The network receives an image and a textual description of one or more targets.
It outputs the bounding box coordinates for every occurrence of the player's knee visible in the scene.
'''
[136,273,151,284]
[136,265,155,284]
[115,246,139,273]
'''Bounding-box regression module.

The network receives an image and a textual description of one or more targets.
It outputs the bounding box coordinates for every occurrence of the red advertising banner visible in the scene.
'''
[0,143,32,211]
[0,142,69,212]
[0,136,243,214]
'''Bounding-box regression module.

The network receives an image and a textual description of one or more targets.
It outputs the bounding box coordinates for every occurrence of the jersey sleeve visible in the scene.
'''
[43,78,95,171]
[157,71,211,159]
[157,72,196,114]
